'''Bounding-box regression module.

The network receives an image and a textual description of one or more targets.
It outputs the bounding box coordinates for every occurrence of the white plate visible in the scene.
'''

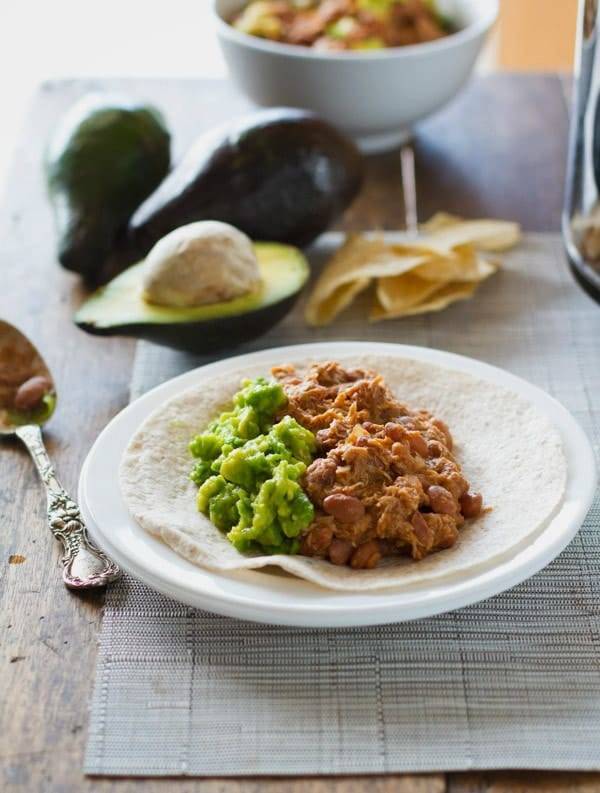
[79,342,597,628]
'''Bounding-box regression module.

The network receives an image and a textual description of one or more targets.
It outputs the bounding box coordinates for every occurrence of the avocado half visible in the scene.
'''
[74,242,309,353]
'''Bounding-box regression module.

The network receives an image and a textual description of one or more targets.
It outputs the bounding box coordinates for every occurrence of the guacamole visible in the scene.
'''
[190,377,316,554]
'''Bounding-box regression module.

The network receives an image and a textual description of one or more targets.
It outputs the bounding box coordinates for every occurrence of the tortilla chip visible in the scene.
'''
[414,246,498,282]
[420,212,464,233]
[421,214,521,253]
[305,234,430,326]
[371,279,478,321]
[311,278,371,326]
[304,215,521,327]
[374,272,443,313]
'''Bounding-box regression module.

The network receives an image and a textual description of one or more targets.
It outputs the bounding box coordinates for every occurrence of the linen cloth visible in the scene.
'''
[85,233,600,775]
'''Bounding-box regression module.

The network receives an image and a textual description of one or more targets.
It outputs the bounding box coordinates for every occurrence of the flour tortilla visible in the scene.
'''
[119,354,567,592]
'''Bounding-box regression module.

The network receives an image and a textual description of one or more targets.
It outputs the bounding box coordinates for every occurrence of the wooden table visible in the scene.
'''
[1,72,597,792]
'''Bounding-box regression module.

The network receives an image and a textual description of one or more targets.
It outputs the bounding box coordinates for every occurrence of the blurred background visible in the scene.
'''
[0,0,578,184]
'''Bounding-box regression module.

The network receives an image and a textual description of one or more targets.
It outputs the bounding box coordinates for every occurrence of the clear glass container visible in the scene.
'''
[563,0,600,302]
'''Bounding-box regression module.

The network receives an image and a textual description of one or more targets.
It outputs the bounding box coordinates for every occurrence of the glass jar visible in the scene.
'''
[563,0,600,302]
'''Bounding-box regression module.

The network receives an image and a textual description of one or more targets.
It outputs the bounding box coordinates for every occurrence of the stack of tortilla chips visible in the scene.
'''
[305,213,521,326]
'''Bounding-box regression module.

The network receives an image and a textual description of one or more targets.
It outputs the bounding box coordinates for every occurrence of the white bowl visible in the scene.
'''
[213,0,498,153]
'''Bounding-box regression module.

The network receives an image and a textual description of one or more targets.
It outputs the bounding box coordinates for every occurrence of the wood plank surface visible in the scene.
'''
[0,73,590,792]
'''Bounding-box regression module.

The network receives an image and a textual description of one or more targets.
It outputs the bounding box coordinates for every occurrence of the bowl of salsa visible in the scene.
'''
[213,0,498,152]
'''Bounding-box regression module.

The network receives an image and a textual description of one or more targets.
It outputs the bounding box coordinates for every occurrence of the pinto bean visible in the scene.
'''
[328,538,353,566]
[301,525,333,556]
[350,540,381,570]
[432,418,453,450]
[407,431,429,458]
[411,511,430,544]
[428,485,457,515]
[304,457,337,502]
[323,493,365,523]
[362,421,381,433]
[14,376,52,411]
[384,422,406,442]
[417,474,431,493]
[460,491,483,518]
[427,440,444,459]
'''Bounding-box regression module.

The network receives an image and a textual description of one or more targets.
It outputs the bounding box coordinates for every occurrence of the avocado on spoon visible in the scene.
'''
[0,319,120,589]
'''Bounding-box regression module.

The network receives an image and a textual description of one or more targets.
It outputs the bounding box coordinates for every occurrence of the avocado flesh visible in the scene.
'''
[75,243,308,352]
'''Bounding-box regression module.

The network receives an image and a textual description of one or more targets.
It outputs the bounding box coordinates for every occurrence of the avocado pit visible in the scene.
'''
[142,221,262,309]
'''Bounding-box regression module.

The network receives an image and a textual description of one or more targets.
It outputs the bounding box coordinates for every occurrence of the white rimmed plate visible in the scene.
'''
[79,342,597,627]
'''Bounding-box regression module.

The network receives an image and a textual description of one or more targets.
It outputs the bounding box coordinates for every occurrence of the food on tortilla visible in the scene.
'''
[231,0,453,51]
[190,361,481,569]
[119,353,566,591]
[271,361,482,568]
[190,376,316,554]
[305,214,521,326]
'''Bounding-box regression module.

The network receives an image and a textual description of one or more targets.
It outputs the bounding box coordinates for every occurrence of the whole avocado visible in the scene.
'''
[129,108,363,254]
[46,94,170,282]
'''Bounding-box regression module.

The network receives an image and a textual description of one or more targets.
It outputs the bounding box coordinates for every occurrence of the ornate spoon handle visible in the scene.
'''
[16,424,121,589]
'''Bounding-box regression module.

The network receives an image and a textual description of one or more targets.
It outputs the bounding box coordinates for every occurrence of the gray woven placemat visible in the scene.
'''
[86,233,600,776]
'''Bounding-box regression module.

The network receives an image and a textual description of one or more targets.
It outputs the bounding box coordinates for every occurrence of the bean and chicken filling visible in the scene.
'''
[272,361,483,570]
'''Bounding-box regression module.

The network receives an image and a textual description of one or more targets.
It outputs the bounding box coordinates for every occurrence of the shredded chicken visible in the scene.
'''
[273,362,481,569]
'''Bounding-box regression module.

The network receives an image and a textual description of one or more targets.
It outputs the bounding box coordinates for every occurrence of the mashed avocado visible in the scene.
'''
[190,377,316,554]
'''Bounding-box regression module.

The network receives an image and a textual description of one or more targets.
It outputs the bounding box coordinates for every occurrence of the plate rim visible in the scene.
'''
[79,341,597,627]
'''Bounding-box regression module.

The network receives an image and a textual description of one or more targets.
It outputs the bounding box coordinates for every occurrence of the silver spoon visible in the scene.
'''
[0,319,120,589]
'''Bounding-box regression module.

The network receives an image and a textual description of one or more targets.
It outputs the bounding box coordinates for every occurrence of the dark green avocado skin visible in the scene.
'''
[46,94,170,282]
[76,291,300,353]
[129,108,363,255]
